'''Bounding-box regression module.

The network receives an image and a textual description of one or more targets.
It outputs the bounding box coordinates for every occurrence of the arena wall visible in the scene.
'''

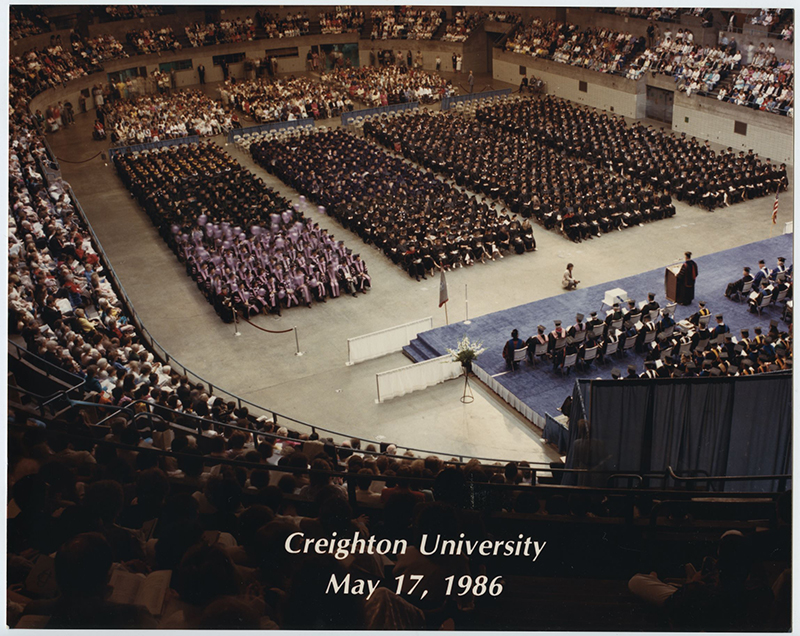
[672,93,794,164]
[84,9,207,42]
[11,28,74,56]
[564,9,652,38]
[493,50,645,119]
[358,39,472,73]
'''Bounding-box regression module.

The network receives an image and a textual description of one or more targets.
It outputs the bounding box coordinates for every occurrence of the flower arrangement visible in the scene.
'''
[446,335,486,367]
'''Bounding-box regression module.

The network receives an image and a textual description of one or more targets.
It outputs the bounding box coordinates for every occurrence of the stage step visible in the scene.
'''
[402,335,442,363]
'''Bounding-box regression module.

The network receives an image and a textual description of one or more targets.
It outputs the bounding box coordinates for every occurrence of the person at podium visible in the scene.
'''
[675,251,698,305]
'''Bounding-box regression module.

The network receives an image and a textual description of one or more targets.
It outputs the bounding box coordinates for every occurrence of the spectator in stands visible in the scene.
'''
[629,529,774,630]
[256,10,310,38]
[320,8,365,34]
[355,468,382,505]
[370,7,442,40]
[162,542,246,628]
[393,503,471,615]
[22,533,157,627]
[221,76,353,123]
[322,65,450,106]
[185,17,255,47]
[442,10,486,42]
[126,27,180,55]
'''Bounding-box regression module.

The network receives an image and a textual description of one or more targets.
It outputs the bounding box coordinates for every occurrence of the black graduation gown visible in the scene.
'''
[675,259,698,305]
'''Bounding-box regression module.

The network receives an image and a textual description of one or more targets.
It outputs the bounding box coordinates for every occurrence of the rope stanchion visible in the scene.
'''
[240,316,294,334]
[294,326,304,356]
[54,151,103,164]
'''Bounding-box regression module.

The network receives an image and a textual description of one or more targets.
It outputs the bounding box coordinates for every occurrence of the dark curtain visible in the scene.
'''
[589,380,650,473]
[650,381,735,483]
[564,373,792,492]
[562,379,589,486]
[725,374,793,491]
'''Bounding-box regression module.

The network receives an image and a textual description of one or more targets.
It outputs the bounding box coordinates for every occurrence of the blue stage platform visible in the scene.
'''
[404,234,793,426]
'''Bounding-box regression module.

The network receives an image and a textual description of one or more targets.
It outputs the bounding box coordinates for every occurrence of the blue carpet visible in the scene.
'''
[406,234,793,420]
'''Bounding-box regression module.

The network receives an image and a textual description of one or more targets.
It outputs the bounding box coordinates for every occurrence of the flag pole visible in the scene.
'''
[439,266,450,325]
[771,187,779,238]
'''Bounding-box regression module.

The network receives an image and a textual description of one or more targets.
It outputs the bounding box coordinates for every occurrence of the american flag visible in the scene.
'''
[772,191,779,224]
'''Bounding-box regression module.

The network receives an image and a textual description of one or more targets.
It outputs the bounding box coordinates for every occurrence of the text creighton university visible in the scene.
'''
[284,532,547,561]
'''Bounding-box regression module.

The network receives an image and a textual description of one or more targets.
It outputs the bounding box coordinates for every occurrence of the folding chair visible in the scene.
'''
[755,294,772,315]
[511,346,528,371]
[621,335,637,356]
[659,322,675,337]
[558,352,578,376]
[579,345,599,370]
[528,340,549,366]
[624,311,641,329]
[731,279,752,303]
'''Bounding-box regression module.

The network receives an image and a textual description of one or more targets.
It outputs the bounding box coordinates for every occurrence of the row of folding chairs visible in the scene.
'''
[234,122,315,150]
[350,109,410,132]
[743,285,791,317]
[510,307,683,375]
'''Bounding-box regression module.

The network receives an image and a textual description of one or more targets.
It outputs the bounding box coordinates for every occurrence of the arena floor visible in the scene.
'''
[46,72,794,465]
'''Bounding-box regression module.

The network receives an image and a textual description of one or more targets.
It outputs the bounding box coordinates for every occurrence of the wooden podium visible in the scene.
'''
[665,264,682,302]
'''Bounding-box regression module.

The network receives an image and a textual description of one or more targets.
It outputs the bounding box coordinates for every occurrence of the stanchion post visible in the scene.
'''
[294,326,304,356]
[464,283,471,325]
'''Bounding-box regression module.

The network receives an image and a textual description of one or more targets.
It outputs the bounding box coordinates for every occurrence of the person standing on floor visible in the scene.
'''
[468,70,474,93]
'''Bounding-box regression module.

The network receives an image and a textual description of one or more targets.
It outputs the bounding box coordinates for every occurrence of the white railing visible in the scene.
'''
[376,354,462,402]
[346,316,434,365]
